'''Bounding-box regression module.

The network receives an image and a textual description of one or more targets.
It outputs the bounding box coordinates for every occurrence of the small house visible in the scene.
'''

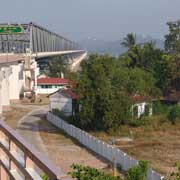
[49,89,77,117]
[131,95,153,119]
[36,77,69,95]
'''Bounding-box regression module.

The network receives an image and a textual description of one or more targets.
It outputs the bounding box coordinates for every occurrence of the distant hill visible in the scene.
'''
[78,36,164,57]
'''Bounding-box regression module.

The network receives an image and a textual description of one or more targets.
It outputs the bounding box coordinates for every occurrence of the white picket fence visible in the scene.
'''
[47,112,164,180]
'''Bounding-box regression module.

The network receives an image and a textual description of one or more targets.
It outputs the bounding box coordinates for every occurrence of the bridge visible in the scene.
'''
[0,23,87,113]
[0,22,87,70]
[0,22,87,180]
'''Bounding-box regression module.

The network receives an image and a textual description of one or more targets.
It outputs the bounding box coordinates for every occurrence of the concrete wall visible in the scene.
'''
[0,61,26,114]
[1,67,10,108]
[9,63,24,101]
[0,69,2,114]
[47,112,164,180]
[50,95,72,116]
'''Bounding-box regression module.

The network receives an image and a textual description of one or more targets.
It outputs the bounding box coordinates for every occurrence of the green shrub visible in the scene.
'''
[153,101,170,115]
[166,162,180,180]
[41,175,48,180]
[126,160,148,180]
[52,108,73,123]
[167,105,180,124]
[128,119,144,127]
[69,164,122,180]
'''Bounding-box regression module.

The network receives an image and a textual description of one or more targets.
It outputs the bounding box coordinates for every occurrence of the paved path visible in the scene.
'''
[15,105,107,174]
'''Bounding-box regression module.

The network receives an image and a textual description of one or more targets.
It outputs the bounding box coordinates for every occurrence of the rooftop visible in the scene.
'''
[37,77,69,85]
[49,89,77,99]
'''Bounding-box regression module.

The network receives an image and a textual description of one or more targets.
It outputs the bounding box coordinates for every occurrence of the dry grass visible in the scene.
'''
[91,116,180,176]
[3,107,31,129]
[37,119,109,174]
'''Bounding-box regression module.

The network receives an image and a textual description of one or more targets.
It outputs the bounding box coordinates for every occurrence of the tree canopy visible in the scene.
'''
[75,54,158,130]
[121,33,136,49]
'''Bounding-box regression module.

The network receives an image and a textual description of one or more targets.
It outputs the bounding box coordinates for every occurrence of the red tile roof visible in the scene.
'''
[61,89,77,99]
[37,77,68,85]
[132,94,152,103]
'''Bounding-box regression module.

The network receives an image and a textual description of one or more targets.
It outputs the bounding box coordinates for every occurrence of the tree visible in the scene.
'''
[120,41,164,72]
[43,55,68,78]
[163,20,180,93]
[76,54,132,130]
[165,20,180,54]
[121,33,136,49]
[127,68,160,97]
[76,54,159,131]
[167,105,180,124]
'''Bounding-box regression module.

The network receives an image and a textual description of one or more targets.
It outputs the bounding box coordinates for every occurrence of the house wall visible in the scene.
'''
[132,102,152,118]
[1,67,10,108]
[0,69,2,115]
[0,61,26,114]
[9,63,24,101]
[36,85,67,94]
[50,95,72,116]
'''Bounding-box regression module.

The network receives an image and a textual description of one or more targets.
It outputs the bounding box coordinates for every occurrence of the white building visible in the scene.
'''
[131,95,153,119]
[36,77,69,95]
[49,89,77,117]
[0,55,26,114]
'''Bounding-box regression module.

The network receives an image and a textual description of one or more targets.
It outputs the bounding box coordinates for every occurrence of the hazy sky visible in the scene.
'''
[1,0,180,41]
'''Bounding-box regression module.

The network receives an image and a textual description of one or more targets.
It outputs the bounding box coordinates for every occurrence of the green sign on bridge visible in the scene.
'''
[0,25,24,34]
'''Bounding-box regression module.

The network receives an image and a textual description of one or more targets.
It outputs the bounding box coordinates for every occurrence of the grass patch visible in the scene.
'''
[91,115,180,176]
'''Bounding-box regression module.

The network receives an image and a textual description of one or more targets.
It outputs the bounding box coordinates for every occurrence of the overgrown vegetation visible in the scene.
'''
[167,105,180,124]
[52,108,73,123]
[126,161,148,180]
[72,21,179,131]
[49,21,179,132]
[74,54,159,131]
[166,162,180,180]
[41,174,48,180]
[69,161,148,180]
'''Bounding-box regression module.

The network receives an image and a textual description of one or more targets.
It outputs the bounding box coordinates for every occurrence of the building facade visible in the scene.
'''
[0,56,26,114]
[49,89,77,117]
[36,77,69,95]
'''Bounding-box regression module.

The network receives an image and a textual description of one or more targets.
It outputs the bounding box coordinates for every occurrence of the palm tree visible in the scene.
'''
[121,33,136,49]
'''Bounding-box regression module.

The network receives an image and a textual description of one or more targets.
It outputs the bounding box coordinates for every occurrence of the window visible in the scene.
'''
[40,85,52,89]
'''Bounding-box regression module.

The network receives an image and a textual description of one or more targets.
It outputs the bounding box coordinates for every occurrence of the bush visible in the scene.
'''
[167,105,180,124]
[166,162,180,180]
[128,119,144,127]
[41,175,48,180]
[126,160,148,180]
[153,101,170,115]
[69,164,122,180]
[69,161,149,180]
[128,115,152,127]
[52,109,73,123]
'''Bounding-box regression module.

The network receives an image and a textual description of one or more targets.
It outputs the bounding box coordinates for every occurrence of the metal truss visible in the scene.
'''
[0,22,80,53]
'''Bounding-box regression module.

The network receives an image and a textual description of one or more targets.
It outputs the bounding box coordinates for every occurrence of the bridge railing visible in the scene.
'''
[0,120,70,180]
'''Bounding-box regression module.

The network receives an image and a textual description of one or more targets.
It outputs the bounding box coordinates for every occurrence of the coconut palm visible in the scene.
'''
[121,33,136,49]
